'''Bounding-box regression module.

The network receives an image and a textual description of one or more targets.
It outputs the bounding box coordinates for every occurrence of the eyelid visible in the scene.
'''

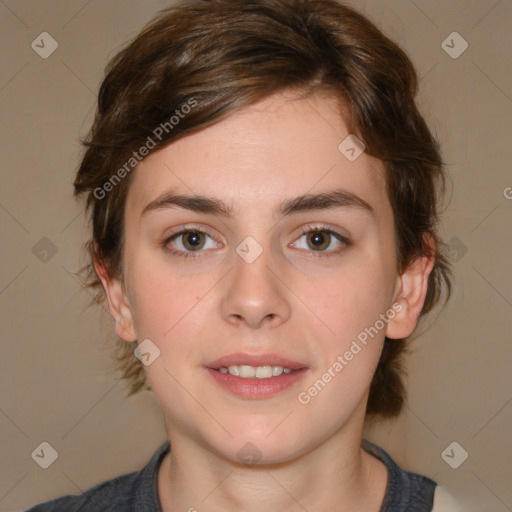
[164,223,218,240]
[296,222,349,239]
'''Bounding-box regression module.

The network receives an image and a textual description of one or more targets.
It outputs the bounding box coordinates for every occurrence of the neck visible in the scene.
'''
[157,404,388,512]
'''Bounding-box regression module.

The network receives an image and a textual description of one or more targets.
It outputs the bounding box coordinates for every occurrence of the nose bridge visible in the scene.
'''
[220,235,291,328]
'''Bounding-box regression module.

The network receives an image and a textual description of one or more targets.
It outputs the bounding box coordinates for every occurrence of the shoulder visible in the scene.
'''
[24,440,171,512]
[362,439,437,512]
[24,470,140,511]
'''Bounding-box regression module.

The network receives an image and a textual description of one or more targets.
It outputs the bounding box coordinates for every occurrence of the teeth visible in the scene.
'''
[219,365,295,379]
[238,365,255,378]
[228,365,239,376]
[272,365,283,376]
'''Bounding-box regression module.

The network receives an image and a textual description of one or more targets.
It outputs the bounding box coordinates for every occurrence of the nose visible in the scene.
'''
[220,247,291,329]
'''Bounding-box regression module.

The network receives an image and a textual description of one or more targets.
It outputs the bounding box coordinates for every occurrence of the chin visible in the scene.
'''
[213,424,309,467]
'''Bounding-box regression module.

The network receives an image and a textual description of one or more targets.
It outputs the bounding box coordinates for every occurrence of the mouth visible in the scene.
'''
[205,353,309,399]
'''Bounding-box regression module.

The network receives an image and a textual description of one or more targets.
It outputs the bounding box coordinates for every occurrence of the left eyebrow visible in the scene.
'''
[141,188,375,219]
[279,189,375,218]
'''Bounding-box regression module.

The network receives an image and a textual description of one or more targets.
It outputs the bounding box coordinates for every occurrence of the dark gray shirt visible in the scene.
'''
[25,439,436,511]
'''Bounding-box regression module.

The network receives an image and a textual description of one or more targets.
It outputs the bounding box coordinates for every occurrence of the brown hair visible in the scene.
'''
[75,0,453,419]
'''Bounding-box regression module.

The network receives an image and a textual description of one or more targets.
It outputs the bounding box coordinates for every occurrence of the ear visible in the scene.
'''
[385,235,435,340]
[93,257,137,342]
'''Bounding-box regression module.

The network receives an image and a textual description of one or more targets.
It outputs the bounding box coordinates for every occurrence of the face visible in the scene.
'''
[101,90,422,465]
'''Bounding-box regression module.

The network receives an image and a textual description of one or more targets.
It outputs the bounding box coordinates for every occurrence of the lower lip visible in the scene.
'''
[205,368,309,399]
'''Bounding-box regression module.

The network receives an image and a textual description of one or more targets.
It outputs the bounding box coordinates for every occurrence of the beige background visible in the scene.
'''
[1,0,511,511]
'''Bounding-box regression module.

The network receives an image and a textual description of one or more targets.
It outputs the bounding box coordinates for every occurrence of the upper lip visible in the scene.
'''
[206,353,307,370]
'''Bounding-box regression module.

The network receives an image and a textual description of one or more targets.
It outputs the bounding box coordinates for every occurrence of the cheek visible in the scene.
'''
[125,255,225,382]
[123,231,196,322]
[300,256,393,343]
[130,268,206,339]
[295,266,389,413]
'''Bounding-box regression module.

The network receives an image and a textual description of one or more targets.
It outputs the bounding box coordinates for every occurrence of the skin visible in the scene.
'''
[96,90,434,511]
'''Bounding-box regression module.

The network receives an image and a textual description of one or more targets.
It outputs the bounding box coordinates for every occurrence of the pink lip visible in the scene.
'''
[205,367,309,399]
[206,352,307,370]
[204,353,309,399]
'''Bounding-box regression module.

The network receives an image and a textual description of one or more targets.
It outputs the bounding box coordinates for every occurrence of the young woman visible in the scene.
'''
[27,1,460,510]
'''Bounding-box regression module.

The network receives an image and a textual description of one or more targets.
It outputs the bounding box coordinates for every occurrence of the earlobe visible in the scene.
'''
[93,258,137,342]
[385,247,435,340]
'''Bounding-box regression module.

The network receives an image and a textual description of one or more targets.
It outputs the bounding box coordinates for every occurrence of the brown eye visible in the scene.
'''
[291,226,350,258]
[180,231,206,251]
[164,229,218,258]
[305,230,331,251]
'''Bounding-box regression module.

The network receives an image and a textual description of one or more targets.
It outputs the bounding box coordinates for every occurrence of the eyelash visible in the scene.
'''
[162,223,350,260]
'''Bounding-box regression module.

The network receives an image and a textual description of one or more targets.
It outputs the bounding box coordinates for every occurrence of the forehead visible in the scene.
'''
[126,91,388,219]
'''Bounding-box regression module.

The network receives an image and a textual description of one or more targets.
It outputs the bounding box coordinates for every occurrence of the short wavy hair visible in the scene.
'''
[75,0,454,419]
